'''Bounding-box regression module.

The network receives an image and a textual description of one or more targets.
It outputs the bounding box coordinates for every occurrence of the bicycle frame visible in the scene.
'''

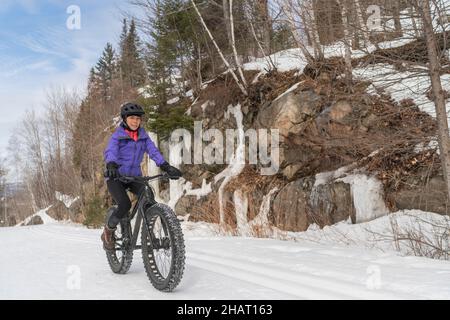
[117,174,166,252]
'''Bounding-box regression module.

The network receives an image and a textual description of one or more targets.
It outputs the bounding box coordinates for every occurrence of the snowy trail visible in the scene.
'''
[1,223,449,299]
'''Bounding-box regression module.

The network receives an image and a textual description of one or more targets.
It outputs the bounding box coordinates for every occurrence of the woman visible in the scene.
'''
[101,102,182,250]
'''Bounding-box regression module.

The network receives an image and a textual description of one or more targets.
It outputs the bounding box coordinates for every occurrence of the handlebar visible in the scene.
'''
[116,172,171,184]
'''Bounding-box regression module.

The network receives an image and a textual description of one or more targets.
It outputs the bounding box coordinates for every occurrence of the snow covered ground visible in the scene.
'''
[1,210,449,300]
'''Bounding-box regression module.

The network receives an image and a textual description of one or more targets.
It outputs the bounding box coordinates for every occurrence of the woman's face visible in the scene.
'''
[126,115,141,131]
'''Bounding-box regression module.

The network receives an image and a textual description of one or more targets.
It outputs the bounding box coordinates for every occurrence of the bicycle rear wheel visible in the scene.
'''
[105,207,133,274]
[141,203,185,292]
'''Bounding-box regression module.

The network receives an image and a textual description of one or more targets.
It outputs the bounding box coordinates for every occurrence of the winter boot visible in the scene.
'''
[101,225,116,251]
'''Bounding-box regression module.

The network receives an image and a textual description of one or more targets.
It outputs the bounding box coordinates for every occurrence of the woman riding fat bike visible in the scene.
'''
[102,102,182,251]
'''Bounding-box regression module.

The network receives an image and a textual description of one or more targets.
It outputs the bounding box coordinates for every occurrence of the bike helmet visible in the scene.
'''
[120,102,145,120]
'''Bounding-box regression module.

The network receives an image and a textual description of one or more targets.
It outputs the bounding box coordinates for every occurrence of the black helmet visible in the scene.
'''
[120,102,145,119]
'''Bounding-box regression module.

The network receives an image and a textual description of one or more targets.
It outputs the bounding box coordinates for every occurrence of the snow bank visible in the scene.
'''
[353,63,450,124]
[243,48,307,73]
[17,206,56,226]
[338,174,389,223]
[55,191,79,209]
[274,209,449,258]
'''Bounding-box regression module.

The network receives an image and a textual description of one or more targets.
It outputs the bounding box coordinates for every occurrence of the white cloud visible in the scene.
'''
[1,59,55,78]
[0,0,40,14]
[0,1,131,180]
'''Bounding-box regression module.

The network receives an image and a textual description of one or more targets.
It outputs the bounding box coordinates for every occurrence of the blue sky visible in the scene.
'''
[0,0,136,172]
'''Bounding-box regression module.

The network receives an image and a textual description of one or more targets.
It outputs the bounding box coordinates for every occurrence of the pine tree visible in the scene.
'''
[145,0,196,106]
[87,67,98,95]
[95,43,118,101]
[119,18,128,49]
[119,19,147,88]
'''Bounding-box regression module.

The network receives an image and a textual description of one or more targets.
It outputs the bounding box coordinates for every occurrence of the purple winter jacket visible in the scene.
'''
[104,123,166,177]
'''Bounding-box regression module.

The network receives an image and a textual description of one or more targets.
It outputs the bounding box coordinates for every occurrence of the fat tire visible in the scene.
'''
[141,203,185,292]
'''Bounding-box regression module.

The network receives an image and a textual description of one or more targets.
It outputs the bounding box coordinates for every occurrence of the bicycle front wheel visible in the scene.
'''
[141,203,185,292]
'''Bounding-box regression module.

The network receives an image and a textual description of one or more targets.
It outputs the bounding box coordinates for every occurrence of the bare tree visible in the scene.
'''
[190,0,248,95]
[419,0,450,203]
[229,0,247,87]
[338,0,353,84]
[280,0,316,64]
[354,0,371,47]
[244,0,276,70]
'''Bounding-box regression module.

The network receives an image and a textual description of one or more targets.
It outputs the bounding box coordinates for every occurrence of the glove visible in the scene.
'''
[160,162,182,180]
[105,162,120,179]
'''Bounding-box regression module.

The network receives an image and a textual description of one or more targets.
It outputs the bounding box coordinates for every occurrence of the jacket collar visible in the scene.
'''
[117,123,146,140]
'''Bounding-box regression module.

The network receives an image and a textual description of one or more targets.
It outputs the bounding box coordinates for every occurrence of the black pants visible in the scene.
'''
[106,179,144,228]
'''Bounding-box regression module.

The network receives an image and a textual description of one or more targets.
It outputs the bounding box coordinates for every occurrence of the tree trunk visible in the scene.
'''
[408,5,421,38]
[420,0,450,205]
[191,0,248,95]
[245,1,276,70]
[354,0,370,47]
[282,1,315,64]
[223,0,232,50]
[338,0,353,85]
[258,0,272,54]
[304,0,323,60]
[230,0,247,87]
[393,0,403,37]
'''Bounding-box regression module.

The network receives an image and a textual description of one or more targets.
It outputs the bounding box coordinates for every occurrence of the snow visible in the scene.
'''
[167,96,180,105]
[291,210,449,259]
[17,206,56,226]
[312,165,389,223]
[1,209,449,299]
[168,143,187,209]
[243,48,307,73]
[241,36,419,75]
[137,85,153,98]
[146,132,164,203]
[313,165,353,187]
[103,116,122,132]
[214,104,246,226]
[200,100,211,114]
[248,187,279,237]
[185,89,194,98]
[338,174,389,223]
[234,189,250,236]
[414,138,440,154]
[251,71,265,84]
[184,179,212,200]
[55,191,79,209]
[353,63,450,126]
[273,81,303,102]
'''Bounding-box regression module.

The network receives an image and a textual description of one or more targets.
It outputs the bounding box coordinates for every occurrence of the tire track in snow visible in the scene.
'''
[187,250,418,300]
[28,226,99,245]
[187,252,352,299]
[185,249,412,299]
[24,225,424,299]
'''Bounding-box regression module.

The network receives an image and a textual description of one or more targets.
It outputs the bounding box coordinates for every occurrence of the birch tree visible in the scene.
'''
[190,0,248,95]
[229,0,247,87]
